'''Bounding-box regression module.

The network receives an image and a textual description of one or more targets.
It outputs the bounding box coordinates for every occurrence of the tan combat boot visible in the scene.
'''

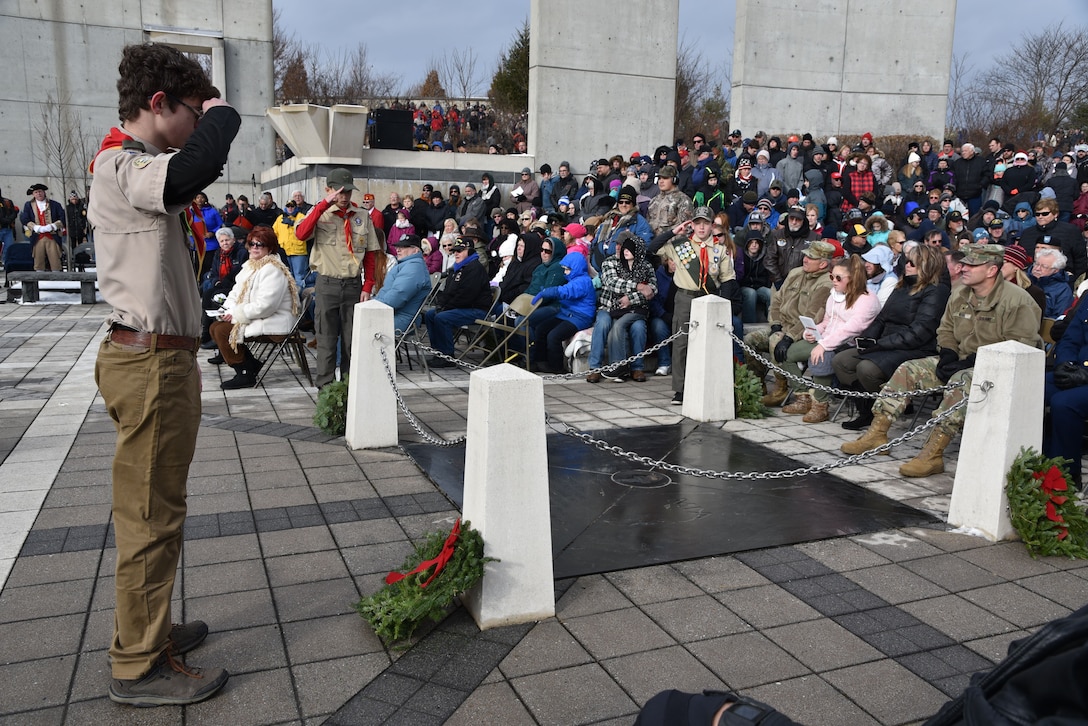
[761,373,790,407]
[803,399,829,423]
[899,429,952,477]
[840,413,894,455]
[782,392,812,415]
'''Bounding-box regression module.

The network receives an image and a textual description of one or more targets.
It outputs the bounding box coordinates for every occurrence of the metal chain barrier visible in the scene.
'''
[546,393,975,480]
[541,324,690,381]
[730,326,965,400]
[375,336,466,447]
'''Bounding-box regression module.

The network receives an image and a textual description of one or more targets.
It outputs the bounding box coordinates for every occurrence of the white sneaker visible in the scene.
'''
[655,366,670,376]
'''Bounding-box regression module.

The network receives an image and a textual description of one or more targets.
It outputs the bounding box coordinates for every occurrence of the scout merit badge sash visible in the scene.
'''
[673,238,719,295]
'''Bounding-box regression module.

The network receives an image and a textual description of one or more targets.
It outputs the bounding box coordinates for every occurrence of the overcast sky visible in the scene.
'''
[272,1,1086,95]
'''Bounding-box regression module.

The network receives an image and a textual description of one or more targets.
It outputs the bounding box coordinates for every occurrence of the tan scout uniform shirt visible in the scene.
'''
[304,201,382,280]
[88,134,201,338]
[656,235,735,293]
[937,277,1043,357]
[770,266,833,340]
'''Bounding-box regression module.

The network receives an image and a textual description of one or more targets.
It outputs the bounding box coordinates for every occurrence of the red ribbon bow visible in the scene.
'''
[385,519,462,587]
[1034,466,1070,540]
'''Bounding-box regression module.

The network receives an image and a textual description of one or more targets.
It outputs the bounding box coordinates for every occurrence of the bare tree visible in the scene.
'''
[438,48,483,103]
[33,93,93,267]
[977,23,1088,131]
[675,40,731,143]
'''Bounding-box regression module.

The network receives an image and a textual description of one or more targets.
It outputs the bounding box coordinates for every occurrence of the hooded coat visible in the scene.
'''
[536,251,597,329]
[499,232,544,304]
[525,238,568,297]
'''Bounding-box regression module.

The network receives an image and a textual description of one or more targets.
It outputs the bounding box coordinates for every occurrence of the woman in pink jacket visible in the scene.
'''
[783,254,881,423]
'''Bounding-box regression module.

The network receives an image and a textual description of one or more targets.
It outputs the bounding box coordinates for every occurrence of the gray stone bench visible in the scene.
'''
[7,271,98,304]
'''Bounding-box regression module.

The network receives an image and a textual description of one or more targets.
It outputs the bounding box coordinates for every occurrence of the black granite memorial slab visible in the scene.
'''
[404,422,936,579]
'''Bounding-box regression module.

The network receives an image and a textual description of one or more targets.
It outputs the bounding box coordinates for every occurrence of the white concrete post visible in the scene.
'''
[948,340,1045,541]
[345,301,398,449]
[461,364,554,629]
[682,295,736,422]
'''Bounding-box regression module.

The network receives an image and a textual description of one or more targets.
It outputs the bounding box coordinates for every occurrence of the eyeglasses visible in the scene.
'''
[246,242,266,249]
[164,93,203,122]
[829,273,848,282]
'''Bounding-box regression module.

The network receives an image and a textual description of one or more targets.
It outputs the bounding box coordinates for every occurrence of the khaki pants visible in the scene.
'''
[33,238,61,271]
[95,339,200,679]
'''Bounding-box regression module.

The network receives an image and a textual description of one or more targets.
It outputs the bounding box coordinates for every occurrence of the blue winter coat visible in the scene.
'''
[375,252,432,332]
[537,251,597,329]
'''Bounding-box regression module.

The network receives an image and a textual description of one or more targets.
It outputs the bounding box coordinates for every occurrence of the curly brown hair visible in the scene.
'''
[116,43,219,123]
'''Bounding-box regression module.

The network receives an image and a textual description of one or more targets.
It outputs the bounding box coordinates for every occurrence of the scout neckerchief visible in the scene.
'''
[332,204,358,254]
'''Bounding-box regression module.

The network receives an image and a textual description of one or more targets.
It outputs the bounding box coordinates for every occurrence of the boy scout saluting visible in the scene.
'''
[89,43,240,707]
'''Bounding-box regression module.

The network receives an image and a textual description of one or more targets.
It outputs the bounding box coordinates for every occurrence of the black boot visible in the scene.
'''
[220,363,256,390]
[207,352,224,365]
[842,389,875,431]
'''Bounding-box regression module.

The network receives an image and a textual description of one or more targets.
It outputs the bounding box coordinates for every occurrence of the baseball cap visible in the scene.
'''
[961,243,1006,266]
[326,168,357,191]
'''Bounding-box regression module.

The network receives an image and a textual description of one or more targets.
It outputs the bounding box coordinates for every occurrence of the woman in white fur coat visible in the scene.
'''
[208,226,298,389]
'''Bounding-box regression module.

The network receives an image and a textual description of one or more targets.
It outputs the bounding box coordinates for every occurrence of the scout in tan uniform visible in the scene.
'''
[89,43,239,707]
[656,206,740,405]
[293,168,383,388]
[842,244,1043,476]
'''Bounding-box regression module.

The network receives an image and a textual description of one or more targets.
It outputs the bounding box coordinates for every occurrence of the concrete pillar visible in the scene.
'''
[528,0,677,171]
[682,295,736,422]
[345,301,398,450]
[461,364,554,629]
[948,341,1044,541]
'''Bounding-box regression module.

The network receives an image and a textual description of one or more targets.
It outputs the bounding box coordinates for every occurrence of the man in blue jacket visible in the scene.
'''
[375,234,432,333]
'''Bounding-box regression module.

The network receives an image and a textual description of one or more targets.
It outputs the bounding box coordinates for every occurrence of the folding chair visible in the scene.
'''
[395,272,444,379]
[459,293,542,368]
[248,308,314,387]
[454,286,503,361]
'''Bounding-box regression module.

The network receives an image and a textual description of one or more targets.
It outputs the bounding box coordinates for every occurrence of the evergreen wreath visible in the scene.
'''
[735,362,771,419]
[1005,447,1088,559]
[354,519,495,647]
[313,375,349,435]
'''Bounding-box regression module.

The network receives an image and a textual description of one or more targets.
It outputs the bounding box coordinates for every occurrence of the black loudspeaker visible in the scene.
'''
[370,108,414,150]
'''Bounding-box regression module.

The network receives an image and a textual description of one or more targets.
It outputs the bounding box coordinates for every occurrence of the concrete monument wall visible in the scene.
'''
[0,0,274,206]
[528,0,678,171]
[731,0,955,141]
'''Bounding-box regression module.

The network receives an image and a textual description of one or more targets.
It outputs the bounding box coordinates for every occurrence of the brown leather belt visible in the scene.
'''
[108,326,199,353]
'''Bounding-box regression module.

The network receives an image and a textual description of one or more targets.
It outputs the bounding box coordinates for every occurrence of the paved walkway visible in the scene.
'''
[0,300,1086,725]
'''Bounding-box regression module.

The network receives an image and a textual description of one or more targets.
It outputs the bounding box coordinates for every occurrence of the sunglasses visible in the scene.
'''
[541,247,553,254]
[1035,210,1053,216]
[829,273,848,282]
[246,242,266,249]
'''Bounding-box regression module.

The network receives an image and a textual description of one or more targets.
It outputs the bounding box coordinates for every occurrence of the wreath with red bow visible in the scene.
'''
[1005,448,1088,559]
[354,519,495,646]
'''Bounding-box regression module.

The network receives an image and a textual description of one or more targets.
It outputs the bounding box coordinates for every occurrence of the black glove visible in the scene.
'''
[854,337,877,351]
[769,324,783,334]
[1054,361,1088,390]
[937,347,958,369]
[773,335,794,363]
[936,351,976,383]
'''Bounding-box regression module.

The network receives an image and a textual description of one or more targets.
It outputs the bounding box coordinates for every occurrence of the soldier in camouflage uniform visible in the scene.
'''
[841,244,1042,477]
[647,165,694,246]
[745,240,835,406]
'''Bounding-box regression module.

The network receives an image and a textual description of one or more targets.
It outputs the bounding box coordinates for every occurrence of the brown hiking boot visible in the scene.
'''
[782,393,812,415]
[802,400,829,423]
[899,429,952,477]
[109,651,229,707]
[586,372,602,383]
[840,413,894,455]
[760,373,789,407]
[169,621,208,655]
